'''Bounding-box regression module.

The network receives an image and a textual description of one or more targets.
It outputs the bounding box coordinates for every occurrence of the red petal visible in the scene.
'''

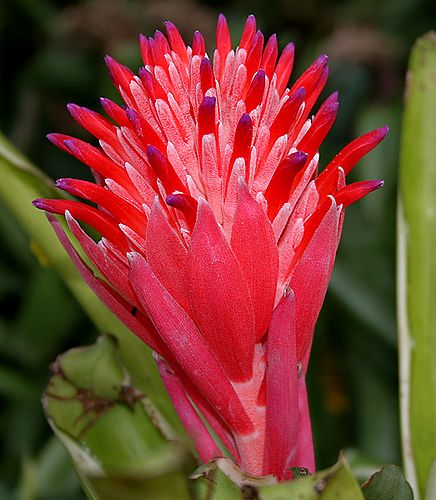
[260,34,278,80]
[164,21,188,64]
[289,199,340,369]
[229,113,253,179]
[55,178,147,235]
[198,96,216,137]
[192,31,206,56]
[275,42,295,95]
[290,55,329,127]
[263,291,298,479]
[104,55,134,97]
[46,214,162,352]
[335,179,384,207]
[294,377,315,473]
[297,92,339,158]
[146,199,190,313]
[264,151,308,220]
[316,126,389,192]
[231,182,278,341]
[100,97,130,127]
[216,14,232,64]
[33,199,129,253]
[200,58,215,94]
[67,104,117,145]
[139,33,152,65]
[188,200,256,382]
[156,358,222,462]
[128,252,253,434]
[146,145,185,194]
[239,15,257,50]
[245,31,264,84]
[166,193,198,232]
[244,69,266,112]
[62,137,133,187]
[269,87,305,143]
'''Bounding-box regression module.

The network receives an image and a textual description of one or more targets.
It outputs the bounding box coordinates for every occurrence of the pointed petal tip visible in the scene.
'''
[46,133,59,144]
[32,198,44,209]
[54,178,67,189]
[318,53,329,65]
[32,198,54,212]
[379,124,390,137]
[104,54,114,66]
[146,143,159,159]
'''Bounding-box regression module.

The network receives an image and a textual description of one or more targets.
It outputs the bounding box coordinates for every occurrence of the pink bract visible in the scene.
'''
[34,14,387,480]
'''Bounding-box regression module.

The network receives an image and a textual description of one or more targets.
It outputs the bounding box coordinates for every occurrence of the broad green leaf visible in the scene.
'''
[361,464,413,500]
[0,132,180,431]
[44,336,193,499]
[398,32,436,498]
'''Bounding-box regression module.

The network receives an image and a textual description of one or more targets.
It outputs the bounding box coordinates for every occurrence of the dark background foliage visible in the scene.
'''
[0,0,435,497]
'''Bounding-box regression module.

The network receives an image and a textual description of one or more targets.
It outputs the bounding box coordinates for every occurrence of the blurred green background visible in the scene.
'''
[0,0,435,498]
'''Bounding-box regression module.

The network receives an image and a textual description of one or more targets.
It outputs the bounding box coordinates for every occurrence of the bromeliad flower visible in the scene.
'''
[34,14,387,480]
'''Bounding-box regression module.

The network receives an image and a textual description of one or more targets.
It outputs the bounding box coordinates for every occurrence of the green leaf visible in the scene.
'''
[44,336,194,499]
[398,32,436,498]
[361,465,414,500]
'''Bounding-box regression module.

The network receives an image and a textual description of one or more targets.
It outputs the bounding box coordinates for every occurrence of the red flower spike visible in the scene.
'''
[297,92,339,158]
[231,181,278,341]
[146,145,185,194]
[265,151,308,220]
[335,179,384,207]
[67,104,117,144]
[188,200,256,382]
[216,14,232,64]
[198,96,216,138]
[33,198,129,252]
[128,252,254,435]
[245,69,266,112]
[245,31,264,83]
[148,34,167,68]
[165,21,188,64]
[154,30,171,57]
[166,193,198,232]
[46,133,75,154]
[139,34,152,65]
[104,55,134,96]
[229,113,253,176]
[239,15,257,50]
[260,34,278,80]
[192,30,205,56]
[269,87,306,143]
[34,16,386,478]
[100,98,130,127]
[263,291,299,479]
[200,58,215,94]
[156,358,222,462]
[316,125,389,192]
[55,178,147,235]
[275,42,295,95]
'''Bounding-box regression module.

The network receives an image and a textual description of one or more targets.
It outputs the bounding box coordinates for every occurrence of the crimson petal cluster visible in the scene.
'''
[34,14,387,480]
